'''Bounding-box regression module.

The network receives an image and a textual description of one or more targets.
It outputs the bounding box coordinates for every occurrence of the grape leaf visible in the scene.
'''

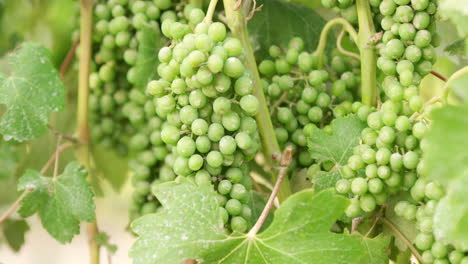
[133,25,163,90]
[424,103,468,186]
[433,173,468,251]
[0,42,65,141]
[17,161,95,243]
[130,179,389,264]
[308,115,366,164]
[444,39,466,57]
[2,219,29,251]
[0,143,17,179]
[247,191,272,231]
[425,103,468,250]
[308,115,366,190]
[248,0,332,59]
[313,171,342,192]
[451,73,468,102]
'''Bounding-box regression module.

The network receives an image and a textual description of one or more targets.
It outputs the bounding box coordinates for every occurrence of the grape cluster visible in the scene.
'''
[375,0,439,90]
[144,7,260,232]
[258,39,361,173]
[394,180,468,264]
[88,0,172,155]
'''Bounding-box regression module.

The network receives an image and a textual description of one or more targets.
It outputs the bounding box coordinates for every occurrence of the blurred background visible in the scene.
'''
[0,0,464,263]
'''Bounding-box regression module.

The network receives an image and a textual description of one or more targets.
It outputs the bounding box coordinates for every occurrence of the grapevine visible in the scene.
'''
[0,0,467,264]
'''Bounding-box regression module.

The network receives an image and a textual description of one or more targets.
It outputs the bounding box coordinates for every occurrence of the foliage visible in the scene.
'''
[17,162,95,243]
[0,42,65,141]
[130,179,389,264]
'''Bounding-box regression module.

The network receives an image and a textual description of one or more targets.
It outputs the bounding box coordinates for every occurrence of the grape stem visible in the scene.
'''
[314,17,359,69]
[78,0,101,264]
[337,29,360,60]
[247,146,293,238]
[59,37,80,79]
[379,217,425,264]
[0,142,74,224]
[430,70,447,82]
[356,0,377,106]
[223,0,291,202]
[204,0,219,24]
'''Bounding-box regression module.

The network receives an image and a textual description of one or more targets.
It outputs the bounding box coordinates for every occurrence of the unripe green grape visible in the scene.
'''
[377,165,391,179]
[449,251,464,264]
[179,105,198,125]
[366,164,378,178]
[240,95,259,115]
[360,194,377,212]
[225,168,243,183]
[346,198,363,218]
[394,5,414,23]
[225,199,242,216]
[351,177,368,195]
[368,178,384,194]
[218,180,233,195]
[259,60,276,76]
[415,233,434,250]
[411,0,429,10]
[188,154,204,171]
[384,39,405,59]
[335,179,350,194]
[275,59,291,74]
[208,22,227,42]
[173,156,191,176]
[425,182,444,200]
[414,30,432,48]
[379,0,397,16]
[231,216,247,233]
[431,242,448,258]
[224,57,245,78]
[219,136,237,155]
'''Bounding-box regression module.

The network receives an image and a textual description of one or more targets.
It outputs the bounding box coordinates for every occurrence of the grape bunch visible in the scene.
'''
[394,179,468,264]
[88,0,172,155]
[258,39,362,173]
[376,0,439,89]
[143,7,261,232]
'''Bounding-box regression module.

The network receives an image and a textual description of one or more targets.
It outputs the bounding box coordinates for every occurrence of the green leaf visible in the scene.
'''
[2,219,29,251]
[383,194,417,251]
[133,25,163,90]
[313,171,341,192]
[444,39,466,57]
[439,0,468,37]
[248,0,332,59]
[0,42,65,141]
[308,115,366,190]
[95,232,118,253]
[130,179,389,264]
[424,103,468,186]
[17,162,95,243]
[247,191,272,231]
[451,73,468,102]
[433,173,468,251]
[0,143,17,179]
[425,103,468,250]
[308,115,366,165]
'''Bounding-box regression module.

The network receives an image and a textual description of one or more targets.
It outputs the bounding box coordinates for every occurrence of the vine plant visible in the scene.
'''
[0,0,468,263]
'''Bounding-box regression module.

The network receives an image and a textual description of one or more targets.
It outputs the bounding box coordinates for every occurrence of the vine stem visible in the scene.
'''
[314,17,359,69]
[356,0,377,106]
[223,0,291,202]
[247,146,293,238]
[59,37,80,79]
[379,217,424,264]
[204,0,219,23]
[78,1,100,264]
